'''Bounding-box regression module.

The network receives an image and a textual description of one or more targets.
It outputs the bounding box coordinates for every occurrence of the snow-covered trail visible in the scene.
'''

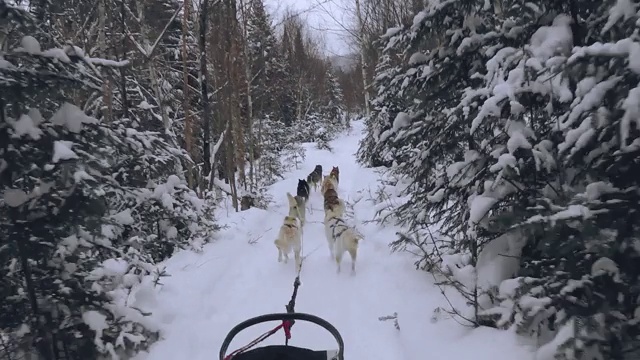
[134,120,531,360]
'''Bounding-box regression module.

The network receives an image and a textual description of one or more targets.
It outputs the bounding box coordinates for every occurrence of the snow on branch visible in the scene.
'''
[87,58,130,67]
[213,178,232,195]
[211,122,229,165]
[208,122,230,191]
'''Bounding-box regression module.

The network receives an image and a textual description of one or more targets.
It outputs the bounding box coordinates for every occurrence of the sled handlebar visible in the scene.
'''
[219,312,345,360]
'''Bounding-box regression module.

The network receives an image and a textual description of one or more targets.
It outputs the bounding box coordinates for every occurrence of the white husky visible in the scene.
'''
[287,192,306,226]
[274,215,302,270]
[324,208,362,274]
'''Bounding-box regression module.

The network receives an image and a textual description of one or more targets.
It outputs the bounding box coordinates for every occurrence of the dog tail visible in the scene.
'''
[353,229,364,243]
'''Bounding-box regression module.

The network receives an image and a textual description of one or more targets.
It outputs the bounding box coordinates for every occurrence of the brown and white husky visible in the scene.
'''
[323,188,345,217]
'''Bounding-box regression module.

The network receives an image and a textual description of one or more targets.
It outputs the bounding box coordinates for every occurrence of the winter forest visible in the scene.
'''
[1,0,639,359]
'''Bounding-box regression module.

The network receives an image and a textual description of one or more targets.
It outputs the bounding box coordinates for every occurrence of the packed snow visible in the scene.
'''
[132,120,533,360]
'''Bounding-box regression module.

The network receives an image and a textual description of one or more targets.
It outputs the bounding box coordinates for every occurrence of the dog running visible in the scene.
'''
[297,179,312,215]
[306,165,323,192]
[287,192,306,226]
[324,207,361,274]
[297,179,310,201]
[321,174,338,195]
[323,188,345,217]
[274,215,302,269]
[329,166,339,184]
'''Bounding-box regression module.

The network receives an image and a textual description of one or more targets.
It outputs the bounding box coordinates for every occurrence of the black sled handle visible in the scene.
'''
[219,312,345,360]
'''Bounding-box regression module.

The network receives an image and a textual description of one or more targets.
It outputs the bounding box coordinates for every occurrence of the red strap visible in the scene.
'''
[223,320,293,360]
[282,320,293,340]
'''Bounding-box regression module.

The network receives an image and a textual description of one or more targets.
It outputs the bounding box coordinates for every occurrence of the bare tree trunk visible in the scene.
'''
[224,46,239,211]
[225,135,239,211]
[210,0,241,211]
[118,0,129,119]
[239,0,255,191]
[257,115,263,183]
[98,0,112,122]
[296,77,304,121]
[134,0,170,130]
[228,0,246,194]
[209,123,228,191]
[182,0,195,188]
[149,62,168,127]
[199,0,212,194]
[354,0,371,117]
[246,79,255,191]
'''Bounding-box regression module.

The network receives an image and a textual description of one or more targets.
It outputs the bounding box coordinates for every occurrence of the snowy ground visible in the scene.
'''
[134,120,533,360]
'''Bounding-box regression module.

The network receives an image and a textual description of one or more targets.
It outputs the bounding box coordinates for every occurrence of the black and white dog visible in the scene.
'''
[294,179,312,218]
[297,179,310,201]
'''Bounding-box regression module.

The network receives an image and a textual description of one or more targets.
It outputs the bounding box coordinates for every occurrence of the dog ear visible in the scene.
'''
[287,192,296,205]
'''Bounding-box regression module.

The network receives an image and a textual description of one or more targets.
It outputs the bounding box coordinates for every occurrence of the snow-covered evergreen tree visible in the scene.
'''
[323,69,347,132]
[292,67,347,146]
[360,0,640,358]
[0,3,217,358]
[356,48,404,168]
[246,0,284,120]
[242,0,305,200]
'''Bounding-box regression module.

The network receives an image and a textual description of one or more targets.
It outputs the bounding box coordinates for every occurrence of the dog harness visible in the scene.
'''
[327,216,348,239]
[324,196,339,207]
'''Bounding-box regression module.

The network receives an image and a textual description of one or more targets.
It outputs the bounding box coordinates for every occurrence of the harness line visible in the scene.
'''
[223,196,309,359]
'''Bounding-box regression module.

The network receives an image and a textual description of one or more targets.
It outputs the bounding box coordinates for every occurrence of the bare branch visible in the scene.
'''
[146,2,184,59]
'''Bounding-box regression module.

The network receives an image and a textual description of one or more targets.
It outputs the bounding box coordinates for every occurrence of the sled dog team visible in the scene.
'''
[274,165,362,275]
